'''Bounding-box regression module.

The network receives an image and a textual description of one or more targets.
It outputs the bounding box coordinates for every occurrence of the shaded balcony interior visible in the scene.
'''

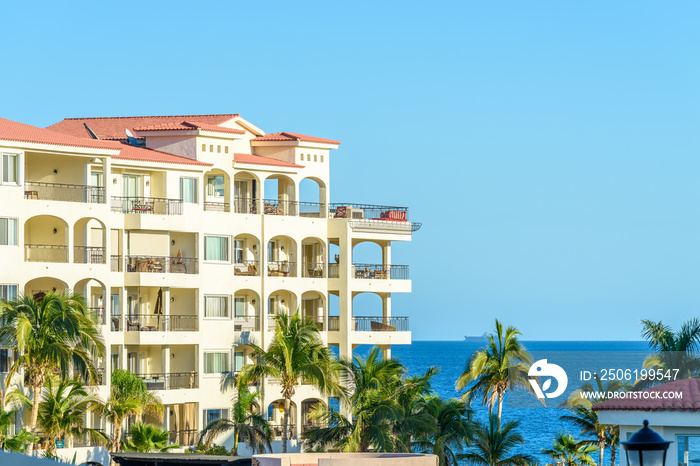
[124,287,198,332]
[233,172,259,214]
[125,231,197,274]
[267,290,296,330]
[74,217,106,264]
[301,237,326,278]
[233,234,260,276]
[23,277,68,300]
[126,344,198,389]
[352,292,408,332]
[267,236,296,277]
[263,175,296,216]
[110,170,182,215]
[24,215,68,263]
[24,152,106,203]
[298,177,327,218]
[327,239,409,280]
[129,402,198,446]
[233,290,260,331]
[301,398,325,432]
[301,291,326,330]
[267,400,297,440]
[203,169,230,212]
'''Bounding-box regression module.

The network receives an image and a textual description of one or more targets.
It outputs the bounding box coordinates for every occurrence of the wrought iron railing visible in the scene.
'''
[233,197,259,214]
[110,196,183,215]
[111,255,122,272]
[263,199,297,216]
[353,316,409,332]
[270,424,296,440]
[24,181,105,203]
[353,264,409,280]
[328,316,340,331]
[298,201,326,218]
[135,372,199,390]
[302,262,325,278]
[125,255,198,274]
[328,263,340,278]
[168,429,199,446]
[234,260,260,276]
[125,314,198,332]
[25,244,68,263]
[203,201,230,212]
[86,307,107,325]
[110,314,122,331]
[329,203,409,221]
[267,261,296,277]
[74,246,105,264]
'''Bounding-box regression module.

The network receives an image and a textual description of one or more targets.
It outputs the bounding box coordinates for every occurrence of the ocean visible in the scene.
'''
[370,340,652,463]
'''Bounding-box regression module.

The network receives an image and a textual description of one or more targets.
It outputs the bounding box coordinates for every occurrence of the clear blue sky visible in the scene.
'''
[3,1,699,340]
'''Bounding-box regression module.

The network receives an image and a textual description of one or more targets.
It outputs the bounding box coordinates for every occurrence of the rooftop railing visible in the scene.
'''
[25,181,105,203]
[25,244,68,263]
[353,316,409,332]
[329,203,409,221]
[125,255,198,274]
[111,196,183,215]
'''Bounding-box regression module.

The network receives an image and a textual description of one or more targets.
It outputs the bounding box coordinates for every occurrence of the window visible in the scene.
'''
[0,349,9,373]
[205,296,229,318]
[320,155,324,162]
[0,285,17,301]
[678,436,700,466]
[209,145,214,152]
[202,144,206,152]
[0,218,17,246]
[224,146,229,154]
[180,177,197,203]
[234,297,245,317]
[205,409,229,426]
[204,352,229,374]
[234,351,245,372]
[204,236,229,261]
[234,240,244,263]
[300,153,304,161]
[206,176,224,197]
[2,153,19,184]
[90,172,103,187]
[217,145,221,153]
[314,154,317,162]
[307,154,311,161]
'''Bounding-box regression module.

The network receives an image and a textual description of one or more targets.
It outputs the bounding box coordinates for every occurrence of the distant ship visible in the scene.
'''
[464,333,489,341]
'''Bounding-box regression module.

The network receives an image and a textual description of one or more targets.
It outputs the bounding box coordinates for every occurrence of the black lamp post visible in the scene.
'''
[621,420,673,466]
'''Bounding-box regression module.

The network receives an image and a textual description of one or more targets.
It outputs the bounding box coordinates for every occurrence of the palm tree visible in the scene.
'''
[412,396,472,466]
[303,346,406,453]
[0,292,105,452]
[9,378,106,455]
[94,369,163,453]
[637,318,700,388]
[456,319,534,428]
[238,312,344,453]
[122,422,178,453]
[541,433,597,466]
[199,384,271,455]
[458,414,532,466]
[560,373,626,466]
[0,406,37,453]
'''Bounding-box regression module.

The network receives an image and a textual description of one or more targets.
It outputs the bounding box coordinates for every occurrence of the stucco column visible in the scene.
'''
[383,294,391,320]
[163,404,170,431]
[163,345,171,388]
[383,242,391,266]
[338,226,353,360]
[380,345,391,360]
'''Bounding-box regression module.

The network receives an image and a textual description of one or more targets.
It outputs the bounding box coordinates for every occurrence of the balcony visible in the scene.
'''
[87,307,107,325]
[299,202,326,218]
[204,201,230,212]
[233,197,259,214]
[125,255,198,274]
[271,425,296,441]
[267,261,296,277]
[328,316,339,331]
[353,264,409,280]
[302,262,325,278]
[235,315,260,332]
[329,203,421,233]
[353,316,409,332]
[136,372,198,390]
[263,199,297,216]
[74,246,106,264]
[24,181,105,203]
[234,260,260,276]
[25,244,68,263]
[125,314,198,332]
[111,196,183,215]
[111,255,122,272]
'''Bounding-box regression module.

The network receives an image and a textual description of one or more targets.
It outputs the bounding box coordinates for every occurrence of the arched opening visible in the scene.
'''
[233,234,261,276]
[233,289,260,331]
[233,172,260,214]
[267,400,297,440]
[301,237,326,278]
[74,278,107,326]
[203,169,231,212]
[301,398,326,432]
[73,217,106,264]
[266,290,296,331]
[24,215,69,263]
[23,277,69,300]
[263,175,296,216]
[301,291,325,330]
[267,236,297,277]
[352,240,395,280]
[352,292,400,332]
[299,177,327,218]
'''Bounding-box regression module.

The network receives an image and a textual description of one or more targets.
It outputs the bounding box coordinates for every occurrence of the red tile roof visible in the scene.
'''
[133,121,245,135]
[592,378,700,412]
[47,114,241,140]
[253,132,340,145]
[0,117,118,150]
[234,153,303,168]
[115,145,212,167]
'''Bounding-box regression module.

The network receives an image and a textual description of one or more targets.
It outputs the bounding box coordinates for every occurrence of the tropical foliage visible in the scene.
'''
[637,318,700,388]
[541,432,597,466]
[122,422,178,453]
[458,415,533,466]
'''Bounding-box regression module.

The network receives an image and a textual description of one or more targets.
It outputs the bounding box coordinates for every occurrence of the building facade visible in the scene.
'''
[0,114,420,450]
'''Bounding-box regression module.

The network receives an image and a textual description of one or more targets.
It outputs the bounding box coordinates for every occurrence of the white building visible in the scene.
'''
[0,114,420,451]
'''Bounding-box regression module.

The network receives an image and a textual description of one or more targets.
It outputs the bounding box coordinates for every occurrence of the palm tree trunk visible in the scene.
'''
[282,398,290,453]
[27,381,42,454]
[609,445,616,466]
[598,439,605,466]
[496,391,504,429]
[113,419,123,453]
[232,432,239,456]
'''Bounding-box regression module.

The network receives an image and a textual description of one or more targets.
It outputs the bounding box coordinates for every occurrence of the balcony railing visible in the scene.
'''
[111,255,122,272]
[267,261,296,277]
[204,201,230,212]
[25,181,105,203]
[234,260,259,276]
[233,197,259,214]
[328,316,340,331]
[125,314,198,332]
[169,429,199,446]
[353,264,409,280]
[111,196,183,215]
[25,244,68,263]
[87,307,107,325]
[329,203,409,221]
[110,314,122,331]
[270,425,296,440]
[328,263,339,278]
[234,315,260,331]
[72,368,106,386]
[263,199,297,216]
[125,255,198,274]
[302,262,325,278]
[74,246,105,264]
[299,202,326,218]
[353,316,409,332]
[136,372,198,390]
